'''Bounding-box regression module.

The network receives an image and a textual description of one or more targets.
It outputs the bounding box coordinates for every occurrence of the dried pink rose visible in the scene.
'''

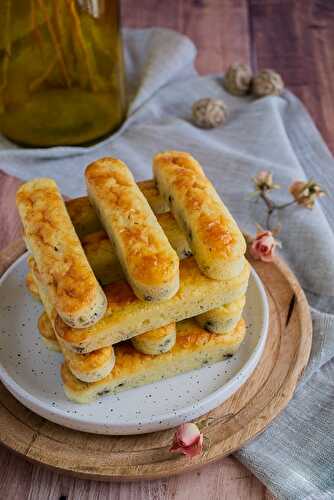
[253,170,279,192]
[170,423,203,458]
[289,180,325,209]
[249,230,280,262]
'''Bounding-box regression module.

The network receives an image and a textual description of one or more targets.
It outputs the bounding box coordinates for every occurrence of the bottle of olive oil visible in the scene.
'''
[0,0,125,146]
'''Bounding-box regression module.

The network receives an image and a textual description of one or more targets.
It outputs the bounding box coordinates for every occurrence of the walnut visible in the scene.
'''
[252,69,284,97]
[192,98,228,129]
[223,63,252,96]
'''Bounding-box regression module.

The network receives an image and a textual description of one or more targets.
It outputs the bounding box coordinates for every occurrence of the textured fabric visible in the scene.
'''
[1,28,334,500]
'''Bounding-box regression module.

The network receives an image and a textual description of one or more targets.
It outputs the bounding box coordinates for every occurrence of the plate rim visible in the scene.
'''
[0,252,269,434]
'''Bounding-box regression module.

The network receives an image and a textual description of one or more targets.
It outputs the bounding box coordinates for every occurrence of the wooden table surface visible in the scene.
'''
[1,1,333,498]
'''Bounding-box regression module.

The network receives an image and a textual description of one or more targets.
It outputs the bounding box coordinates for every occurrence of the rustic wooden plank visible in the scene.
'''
[0,444,269,500]
[122,0,251,73]
[248,0,334,154]
[0,170,22,251]
[309,0,334,154]
[0,445,34,499]
[23,455,269,499]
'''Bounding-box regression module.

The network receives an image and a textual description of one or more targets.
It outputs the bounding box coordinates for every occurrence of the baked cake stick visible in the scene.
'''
[153,151,246,280]
[85,158,179,302]
[16,178,107,328]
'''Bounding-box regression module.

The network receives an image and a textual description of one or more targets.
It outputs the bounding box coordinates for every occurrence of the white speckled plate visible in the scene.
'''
[0,254,268,435]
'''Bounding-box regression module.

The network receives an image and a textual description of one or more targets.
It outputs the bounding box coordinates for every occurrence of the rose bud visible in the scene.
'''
[253,170,280,192]
[249,230,280,262]
[289,180,325,209]
[170,423,203,458]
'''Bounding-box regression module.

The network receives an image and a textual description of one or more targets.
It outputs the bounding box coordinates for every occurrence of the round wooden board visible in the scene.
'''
[0,241,312,481]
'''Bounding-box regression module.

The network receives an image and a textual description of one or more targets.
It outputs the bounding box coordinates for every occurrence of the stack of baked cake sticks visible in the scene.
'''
[17,151,250,404]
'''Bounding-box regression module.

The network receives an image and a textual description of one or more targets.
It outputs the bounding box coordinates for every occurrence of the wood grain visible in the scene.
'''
[0,245,312,483]
[1,0,330,497]
[0,170,23,252]
[121,0,251,73]
[0,444,268,500]
[248,0,334,154]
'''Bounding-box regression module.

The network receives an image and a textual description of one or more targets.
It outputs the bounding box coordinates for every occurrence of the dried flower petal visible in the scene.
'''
[289,180,326,209]
[249,230,280,262]
[170,423,204,458]
[253,170,280,192]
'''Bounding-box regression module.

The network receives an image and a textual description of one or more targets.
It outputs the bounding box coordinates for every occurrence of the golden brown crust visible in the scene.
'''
[80,230,123,284]
[137,179,170,214]
[66,345,114,374]
[154,152,239,256]
[28,256,58,324]
[37,312,61,352]
[135,322,176,342]
[38,311,57,341]
[37,307,114,377]
[176,318,245,349]
[31,257,115,382]
[80,213,191,286]
[131,322,176,355]
[26,271,40,300]
[55,279,138,344]
[85,158,179,289]
[197,295,246,323]
[16,178,106,327]
[55,257,250,349]
[65,197,101,238]
[65,180,169,238]
[153,151,246,279]
[61,318,246,393]
[137,179,159,198]
[81,230,110,248]
[214,295,246,315]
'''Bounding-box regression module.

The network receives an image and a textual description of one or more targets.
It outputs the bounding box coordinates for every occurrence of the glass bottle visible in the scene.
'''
[0,0,125,146]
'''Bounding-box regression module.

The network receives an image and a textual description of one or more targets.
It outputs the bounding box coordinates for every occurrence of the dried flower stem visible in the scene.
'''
[29,60,57,92]
[36,0,71,87]
[67,0,97,92]
[259,190,297,230]
[30,0,63,92]
[2,0,101,97]
[31,0,44,55]
[54,0,73,85]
